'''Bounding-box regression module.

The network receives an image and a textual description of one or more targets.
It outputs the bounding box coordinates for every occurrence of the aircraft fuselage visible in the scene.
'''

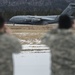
[9,15,58,25]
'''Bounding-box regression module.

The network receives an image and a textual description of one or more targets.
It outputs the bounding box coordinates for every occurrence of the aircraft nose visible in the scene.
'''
[9,18,12,21]
[9,17,17,23]
[9,18,13,22]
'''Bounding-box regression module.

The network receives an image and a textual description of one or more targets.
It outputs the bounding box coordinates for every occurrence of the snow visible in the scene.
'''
[20,39,41,44]
[13,44,51,75]
[13,52,51,75]
[13,33,43,35]
[9,25,51,75]
[22,44,49,50]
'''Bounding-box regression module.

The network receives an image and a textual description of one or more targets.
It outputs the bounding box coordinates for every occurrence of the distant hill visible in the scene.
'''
[0,0,75,20]
[0,0,75,10]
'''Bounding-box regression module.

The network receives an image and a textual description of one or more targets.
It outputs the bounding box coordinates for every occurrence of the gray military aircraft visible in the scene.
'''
[9,3,75,25]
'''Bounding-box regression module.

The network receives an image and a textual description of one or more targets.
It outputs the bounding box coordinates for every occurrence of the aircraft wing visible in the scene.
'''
[40,17,55,21]
[34,16,55,21]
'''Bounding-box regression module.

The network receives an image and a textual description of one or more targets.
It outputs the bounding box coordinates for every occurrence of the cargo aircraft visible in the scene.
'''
[9,3,75,25]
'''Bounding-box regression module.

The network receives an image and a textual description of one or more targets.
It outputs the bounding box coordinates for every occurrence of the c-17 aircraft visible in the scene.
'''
[9,3,75,25]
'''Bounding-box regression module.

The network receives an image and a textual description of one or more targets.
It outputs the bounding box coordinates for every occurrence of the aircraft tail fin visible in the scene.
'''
[61,3,75,16]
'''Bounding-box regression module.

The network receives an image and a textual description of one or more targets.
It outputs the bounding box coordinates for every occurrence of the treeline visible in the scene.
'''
[0,9,62,21]
[0,0,74,21]
[1,8,75,22]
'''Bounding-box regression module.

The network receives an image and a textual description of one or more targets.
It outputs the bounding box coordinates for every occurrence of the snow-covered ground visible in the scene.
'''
[22,44,50,53]
[10,26,51,75]
[13,33,43,35]
[20,39,41,45]
[13,52,51,75]
[12,44,50,75]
